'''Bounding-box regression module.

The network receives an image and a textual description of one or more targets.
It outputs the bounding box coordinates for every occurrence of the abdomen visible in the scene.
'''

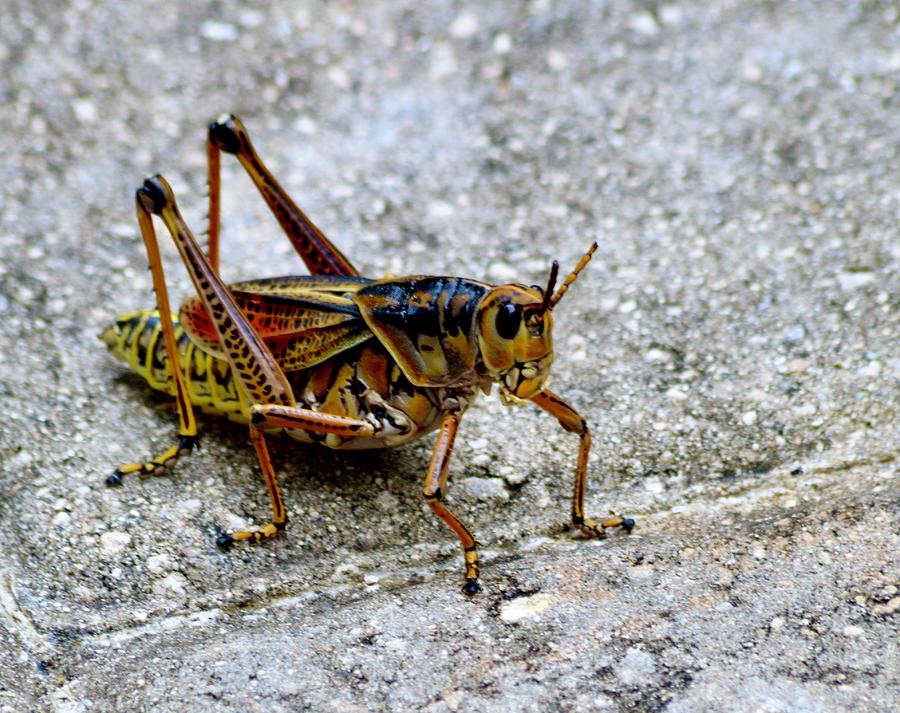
[101,309,477,449]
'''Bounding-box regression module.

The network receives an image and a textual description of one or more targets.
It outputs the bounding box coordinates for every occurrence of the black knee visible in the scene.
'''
[208,114,246,154]
[178,434,199,453]
[136,175,174,215]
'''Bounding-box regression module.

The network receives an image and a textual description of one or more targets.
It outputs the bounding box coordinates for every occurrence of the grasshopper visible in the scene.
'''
[101,115,633,593]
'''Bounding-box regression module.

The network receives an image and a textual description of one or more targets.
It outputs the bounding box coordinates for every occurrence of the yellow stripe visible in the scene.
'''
[128,312,150,376]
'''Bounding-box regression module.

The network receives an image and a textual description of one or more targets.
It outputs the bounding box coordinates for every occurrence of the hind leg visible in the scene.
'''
[106,185,200,486]
[206,114,359,276]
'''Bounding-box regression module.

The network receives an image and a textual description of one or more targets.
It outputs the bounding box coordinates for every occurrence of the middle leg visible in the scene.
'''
[422,412,482,594]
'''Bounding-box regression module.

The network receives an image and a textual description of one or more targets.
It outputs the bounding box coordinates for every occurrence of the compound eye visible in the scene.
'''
[495,303,521,340]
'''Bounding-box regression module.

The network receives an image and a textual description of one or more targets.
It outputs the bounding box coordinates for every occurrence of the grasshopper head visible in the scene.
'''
[477,284,555,402]
[477,243,598,403]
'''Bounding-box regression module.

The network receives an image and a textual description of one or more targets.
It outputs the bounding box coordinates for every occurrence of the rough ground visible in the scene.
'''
[0,1,897,711]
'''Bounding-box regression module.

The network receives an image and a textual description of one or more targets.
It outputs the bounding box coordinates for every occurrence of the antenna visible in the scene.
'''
[549,242,598,310]
[538,261,559,315]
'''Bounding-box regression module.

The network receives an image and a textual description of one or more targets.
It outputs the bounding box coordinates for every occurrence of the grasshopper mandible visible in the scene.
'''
[101,115,633,593]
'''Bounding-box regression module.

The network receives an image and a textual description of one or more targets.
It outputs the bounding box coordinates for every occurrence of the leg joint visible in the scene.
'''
[136,175,175,216]
[208,114,247,155]
[423,487,443,502]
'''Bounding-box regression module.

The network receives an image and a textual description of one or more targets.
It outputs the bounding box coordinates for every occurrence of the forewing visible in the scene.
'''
[179,275,375,371]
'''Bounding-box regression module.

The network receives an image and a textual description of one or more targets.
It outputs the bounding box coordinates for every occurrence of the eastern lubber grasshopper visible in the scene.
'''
[101,115,633,594]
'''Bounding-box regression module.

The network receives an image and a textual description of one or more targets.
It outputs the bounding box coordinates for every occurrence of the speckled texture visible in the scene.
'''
[0,1,897,711]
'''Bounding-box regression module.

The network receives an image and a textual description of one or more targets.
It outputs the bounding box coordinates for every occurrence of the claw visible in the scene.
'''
[462,578,482,596]
[215,529,234,550]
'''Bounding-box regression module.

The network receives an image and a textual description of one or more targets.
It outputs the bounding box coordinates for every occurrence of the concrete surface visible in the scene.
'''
[0,0,897,711]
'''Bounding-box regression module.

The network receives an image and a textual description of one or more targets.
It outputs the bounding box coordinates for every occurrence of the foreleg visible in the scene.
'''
[530,389,634,537]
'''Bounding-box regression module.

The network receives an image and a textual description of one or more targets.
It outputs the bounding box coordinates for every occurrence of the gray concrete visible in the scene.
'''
[0,1,897,710]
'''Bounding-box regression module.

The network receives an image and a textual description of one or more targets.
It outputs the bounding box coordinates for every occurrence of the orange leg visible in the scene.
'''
[219,410,371,546]
[106,186,201,485]
[422,413,481,594]
[531,389,634,537]
[130,175,319,545]
[206,114,359,277]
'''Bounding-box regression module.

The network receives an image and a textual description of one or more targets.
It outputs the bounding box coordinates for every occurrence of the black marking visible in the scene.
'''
[358,277,487,341]
[106,471,123,487]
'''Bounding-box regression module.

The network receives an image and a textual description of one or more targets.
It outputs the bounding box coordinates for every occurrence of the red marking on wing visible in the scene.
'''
[178,288,369,368]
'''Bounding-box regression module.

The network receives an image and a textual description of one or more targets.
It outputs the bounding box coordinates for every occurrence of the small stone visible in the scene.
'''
[176,499,202,517]
[770,616,785,631]
[51,511,71,527]
[236,8,264,28]
[783,324,806,344]
[493,33,512,54]
[449,11,480,39]
[72,99,98,123]
[327,65,351,90]
[487,262,517,281]
[741,60,764,83]
[786,358,808,374]
[842,625,865,638]
[659,5,683,25]
[500,593,554,623]
[741,410,758,426]
[100,530,131,555]
[153,572,189,599]
[500,465,528,487]
[427,201,455,220]
[644,348,671,363]
[146,554,172,575]
[200,20,238,42]
[665,387,688,401]
[461,477,509,502]
[872,596,900,616]
[332,563,362,583]
[858,361,882,378]
[837,271,875,290]
[374,491,399,512]
[792,403,816,417]
[616,648,657,685]
[294,116,318,135]
[547,49,569,72]
[628,12,659,36]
